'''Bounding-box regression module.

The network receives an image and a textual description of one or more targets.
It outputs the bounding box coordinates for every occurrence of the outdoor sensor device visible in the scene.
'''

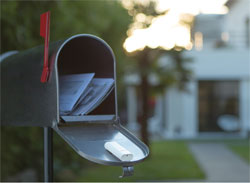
[105,142,133,161]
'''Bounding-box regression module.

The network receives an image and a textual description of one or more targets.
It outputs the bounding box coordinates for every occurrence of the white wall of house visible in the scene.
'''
[164,50,250,138]
[126,86,139,131]
[161,0,250,138]
[240,79,250,136]
[125,53,249,138]
[162,81,198,138]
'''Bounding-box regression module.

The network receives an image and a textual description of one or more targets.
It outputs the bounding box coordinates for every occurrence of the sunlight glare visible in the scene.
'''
[123,0,228,53]
[155,0,228,15]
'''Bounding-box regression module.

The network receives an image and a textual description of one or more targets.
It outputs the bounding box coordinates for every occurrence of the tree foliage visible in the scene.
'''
[122,0,193,145]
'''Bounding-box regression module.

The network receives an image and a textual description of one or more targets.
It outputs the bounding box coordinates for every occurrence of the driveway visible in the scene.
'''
[189,143,250,182]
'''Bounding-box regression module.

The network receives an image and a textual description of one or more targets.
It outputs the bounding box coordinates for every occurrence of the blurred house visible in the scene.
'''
[126,0,250,138]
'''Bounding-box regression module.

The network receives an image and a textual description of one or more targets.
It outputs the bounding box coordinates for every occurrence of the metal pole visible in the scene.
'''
[44,127,53,182]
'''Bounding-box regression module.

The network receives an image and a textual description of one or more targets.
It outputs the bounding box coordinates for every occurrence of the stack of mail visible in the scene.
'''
[59,73,114,116]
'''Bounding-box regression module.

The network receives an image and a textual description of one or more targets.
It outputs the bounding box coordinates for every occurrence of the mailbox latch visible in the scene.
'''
[119,166,134,178]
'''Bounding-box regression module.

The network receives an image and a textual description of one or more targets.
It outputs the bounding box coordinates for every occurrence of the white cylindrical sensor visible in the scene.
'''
[104,142,133,161]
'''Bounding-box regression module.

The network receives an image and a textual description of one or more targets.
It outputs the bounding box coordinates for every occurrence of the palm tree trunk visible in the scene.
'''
[139,49,150,146]
[140,74,149,146]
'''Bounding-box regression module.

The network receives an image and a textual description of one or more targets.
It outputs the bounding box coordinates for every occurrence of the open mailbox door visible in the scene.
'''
[1,34,149,177]
[57,116,148,166]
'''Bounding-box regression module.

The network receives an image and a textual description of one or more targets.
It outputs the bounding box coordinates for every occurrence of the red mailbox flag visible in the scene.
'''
[40,11,50,83]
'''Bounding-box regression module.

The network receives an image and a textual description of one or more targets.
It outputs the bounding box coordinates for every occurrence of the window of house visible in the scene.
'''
[198,80,240,132]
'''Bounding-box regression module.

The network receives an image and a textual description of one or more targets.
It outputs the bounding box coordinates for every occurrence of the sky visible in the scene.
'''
[122,0,228,52]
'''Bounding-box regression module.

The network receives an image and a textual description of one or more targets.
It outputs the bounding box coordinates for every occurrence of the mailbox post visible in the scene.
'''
[44,127,53,182]
[1,34,149,181]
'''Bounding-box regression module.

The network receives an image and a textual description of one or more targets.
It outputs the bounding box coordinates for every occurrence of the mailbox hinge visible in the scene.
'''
[119,166,134,178]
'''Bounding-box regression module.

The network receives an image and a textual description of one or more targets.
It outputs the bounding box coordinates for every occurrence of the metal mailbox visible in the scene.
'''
[1,34,149,175]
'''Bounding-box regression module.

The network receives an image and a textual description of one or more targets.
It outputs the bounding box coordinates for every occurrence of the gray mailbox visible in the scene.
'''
[1,34,149,179]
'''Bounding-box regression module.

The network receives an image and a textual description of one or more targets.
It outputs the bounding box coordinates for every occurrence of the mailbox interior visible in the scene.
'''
[57,34,116,117]
[55,34,148,166]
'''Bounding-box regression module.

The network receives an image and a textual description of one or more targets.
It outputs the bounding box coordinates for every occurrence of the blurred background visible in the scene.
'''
[1,0,249,182]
